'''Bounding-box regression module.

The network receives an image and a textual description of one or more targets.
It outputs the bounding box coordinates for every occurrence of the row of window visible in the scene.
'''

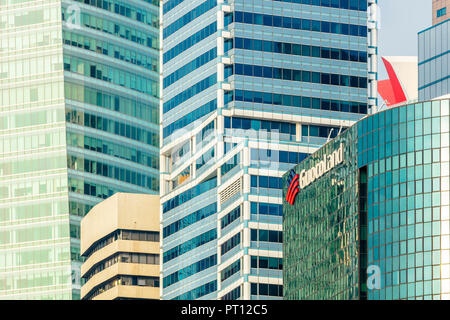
[251,148,309,165]
[83,229,160,259]
[163,22,216,63]
[68,155,157,190]
[250,283,283,297]
[83,252,160,283]
[251,256,283,270]
[250,202,283,217]
[368,189,442,216]
[221,260,241,282]
[0,103,64,130]
[64,82,159,125]
[367,157,441,188]
[163,203,217,238]
[234,37,367,63]
[359,101,445,136]
[0,154,66,177]
[360,122,445,153]
[63,31,158,72]
[164,47,217,88]
[69,178,114,200]
[360,135,442,163]
[234,91,366,117]
[83,275,160,300]
[162,177,217,213]
[230,89,368,115]
[272,0,367,11]
[359,138,446,168]
[221,286,241,300]
[67,132,159,170]
[367,234,443,260]
[163,73,217,113]
[69,177,159,200]
[62,8,158,49]
[369,282,444,300]
[225,117,296,136]
[72,0,159,27]
[163,0,184,14]
[0,222,66,245]
[163,229,217,263]
[64,55,158,97]
[251,229,283,243]
[302,124,344,138]
[163,99,217,139]
[173,280,217,300]
[221,232,241,256]
[65,109,158,147]
[163,0,367,14]
[163,0,216,38]
[221,206,241,229]
[163,254,217,288]
[234,11,367,38]
[251,175,284,190]
[233,63,368,89]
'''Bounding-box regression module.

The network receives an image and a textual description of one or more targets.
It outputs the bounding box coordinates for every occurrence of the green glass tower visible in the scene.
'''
[284,98,450,300]
[0,0,159,299]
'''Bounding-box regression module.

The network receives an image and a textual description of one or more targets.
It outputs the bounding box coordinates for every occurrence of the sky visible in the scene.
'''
[377,0,432,81]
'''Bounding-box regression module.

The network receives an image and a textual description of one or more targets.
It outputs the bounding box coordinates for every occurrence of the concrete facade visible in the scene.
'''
[80,193,160,300]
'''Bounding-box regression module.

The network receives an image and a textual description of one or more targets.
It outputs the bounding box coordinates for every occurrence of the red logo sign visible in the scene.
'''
[286,170,299,205]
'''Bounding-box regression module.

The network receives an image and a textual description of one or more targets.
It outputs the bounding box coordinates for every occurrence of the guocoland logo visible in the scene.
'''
[286,143,344,205]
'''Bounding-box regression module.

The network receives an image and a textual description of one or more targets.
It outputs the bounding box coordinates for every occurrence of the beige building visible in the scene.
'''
[433,0,450,25]
[80,193,160,300]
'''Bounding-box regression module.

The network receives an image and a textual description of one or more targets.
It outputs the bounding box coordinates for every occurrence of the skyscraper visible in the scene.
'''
[283,97,450,300]
[160,0,377,300]
[0,0,159,299]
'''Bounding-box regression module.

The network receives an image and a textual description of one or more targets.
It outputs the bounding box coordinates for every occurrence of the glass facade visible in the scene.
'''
[283,98,450,300]
[418,19,450,101]
[161,0,377,300]
[0,0,159,299]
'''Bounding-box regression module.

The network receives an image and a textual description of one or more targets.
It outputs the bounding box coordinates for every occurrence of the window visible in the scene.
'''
[221,233,241,255]
[437,7,447,18]
[163,229,217,263]
[250,229,283,243]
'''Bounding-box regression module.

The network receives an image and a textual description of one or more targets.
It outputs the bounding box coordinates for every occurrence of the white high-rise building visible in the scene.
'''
[160,0,378,300]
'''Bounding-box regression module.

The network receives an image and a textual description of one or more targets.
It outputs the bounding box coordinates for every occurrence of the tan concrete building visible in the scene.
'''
[433,0,450,25]
[80,193,160,300]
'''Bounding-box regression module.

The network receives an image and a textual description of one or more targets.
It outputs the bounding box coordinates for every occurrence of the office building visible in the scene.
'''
[418,14,449,101]
[160,0,377,300]
[0,0,159,299]
[284,97,450,300]
[80,193,160,300]
[433,0,450,25]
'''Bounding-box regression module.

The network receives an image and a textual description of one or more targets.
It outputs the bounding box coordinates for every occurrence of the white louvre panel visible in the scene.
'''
[220,177,242,205]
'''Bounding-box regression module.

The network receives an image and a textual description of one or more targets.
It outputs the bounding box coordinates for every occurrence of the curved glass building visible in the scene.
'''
[283,98,450,300]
